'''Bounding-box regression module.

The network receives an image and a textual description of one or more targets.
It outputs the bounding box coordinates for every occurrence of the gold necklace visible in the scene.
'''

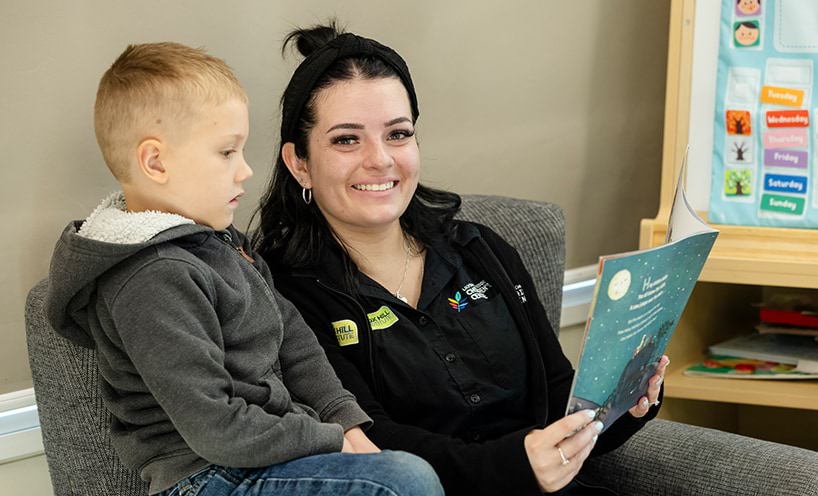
[394,240,412,304]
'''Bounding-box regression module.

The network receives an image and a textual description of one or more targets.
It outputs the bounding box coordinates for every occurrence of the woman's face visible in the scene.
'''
[300,77,419,237]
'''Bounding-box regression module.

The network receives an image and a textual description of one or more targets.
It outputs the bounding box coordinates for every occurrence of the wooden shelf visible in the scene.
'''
[646,0,818,442]
[665,364,818,411]
[641,218,818,288]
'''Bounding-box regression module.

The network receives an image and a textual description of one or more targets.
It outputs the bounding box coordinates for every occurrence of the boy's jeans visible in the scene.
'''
[159,450,443,496]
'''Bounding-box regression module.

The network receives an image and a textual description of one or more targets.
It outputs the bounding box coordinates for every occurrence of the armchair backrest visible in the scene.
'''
[25,279,148,495]
[24,194,565,495]
[458,194,566,331]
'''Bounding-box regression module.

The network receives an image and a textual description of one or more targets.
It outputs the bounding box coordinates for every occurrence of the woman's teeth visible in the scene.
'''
[353,181,395,191]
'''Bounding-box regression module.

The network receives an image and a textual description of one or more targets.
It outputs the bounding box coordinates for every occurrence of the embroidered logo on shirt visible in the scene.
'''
[448,292,468,312]
[462,280,492,301]
[332,320,359,346]
[514,284,527,303]
[367,306,400,330]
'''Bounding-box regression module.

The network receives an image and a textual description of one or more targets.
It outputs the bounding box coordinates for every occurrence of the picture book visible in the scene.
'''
[708,332,818,373]
[566,149,719,432]
[683,354,818,380]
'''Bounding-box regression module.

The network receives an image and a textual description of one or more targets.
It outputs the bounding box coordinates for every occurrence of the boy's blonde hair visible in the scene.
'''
[94,42,248,181]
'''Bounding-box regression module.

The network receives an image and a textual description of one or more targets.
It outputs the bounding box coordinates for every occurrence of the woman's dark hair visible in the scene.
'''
[252,21,461,292]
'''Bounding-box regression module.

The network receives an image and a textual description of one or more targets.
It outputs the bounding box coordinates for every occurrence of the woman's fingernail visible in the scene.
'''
[641,398,650,408]
[592,434,598,443]
[656,376,663,387]
[594,421,603,432]
[585,410,596,419]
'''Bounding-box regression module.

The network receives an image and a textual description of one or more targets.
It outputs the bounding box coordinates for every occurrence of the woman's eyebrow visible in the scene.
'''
[384,117,411,127]
[326,123,364,133]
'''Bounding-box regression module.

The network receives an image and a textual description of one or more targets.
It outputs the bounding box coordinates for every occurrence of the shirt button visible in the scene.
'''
[471,432,482,442]
[445,353,456,363]
[469,394,481,404]
[418,316,428,326]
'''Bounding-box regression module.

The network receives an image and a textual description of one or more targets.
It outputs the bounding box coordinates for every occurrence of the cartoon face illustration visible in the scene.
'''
[607,270,631,301]
[734,22,760,47]
[737,0,760,16]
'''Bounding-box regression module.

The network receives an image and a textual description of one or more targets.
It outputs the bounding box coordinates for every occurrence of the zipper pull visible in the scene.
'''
[237,245,255,264]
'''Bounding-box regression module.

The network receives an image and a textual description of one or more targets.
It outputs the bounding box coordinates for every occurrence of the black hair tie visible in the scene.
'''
[280,32,420,144]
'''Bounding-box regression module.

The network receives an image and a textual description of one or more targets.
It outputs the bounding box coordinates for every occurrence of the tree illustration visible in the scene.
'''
[725,169,752,196]
[732,141,749,161]
[657,320,675,343]
[726,110,751,135]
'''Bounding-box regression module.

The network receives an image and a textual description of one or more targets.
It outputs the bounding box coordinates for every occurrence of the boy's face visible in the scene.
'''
[161,98,252,230]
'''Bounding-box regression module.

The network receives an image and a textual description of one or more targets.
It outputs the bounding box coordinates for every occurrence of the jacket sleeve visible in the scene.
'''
[271,280,373,431]
[275,273,545,496]
[109,258,345,468]
[476,224,659,456]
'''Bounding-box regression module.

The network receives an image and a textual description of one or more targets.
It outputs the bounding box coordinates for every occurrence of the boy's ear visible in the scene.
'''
[137,138,168,185]
[281,142,310,188]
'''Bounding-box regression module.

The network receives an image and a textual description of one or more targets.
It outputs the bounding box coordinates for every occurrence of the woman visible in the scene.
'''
[253,22,666,496]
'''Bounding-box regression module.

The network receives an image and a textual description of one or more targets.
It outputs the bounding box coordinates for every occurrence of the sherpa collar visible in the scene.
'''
[77,191,194,244]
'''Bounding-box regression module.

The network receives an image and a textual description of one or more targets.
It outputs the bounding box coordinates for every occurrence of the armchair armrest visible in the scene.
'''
[585,419,818,495]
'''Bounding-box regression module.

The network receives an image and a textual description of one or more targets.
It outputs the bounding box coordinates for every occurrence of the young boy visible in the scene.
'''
[44,42,442,496]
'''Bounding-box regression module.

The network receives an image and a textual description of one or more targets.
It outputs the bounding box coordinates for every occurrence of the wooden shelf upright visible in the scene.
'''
[645,0,818,449]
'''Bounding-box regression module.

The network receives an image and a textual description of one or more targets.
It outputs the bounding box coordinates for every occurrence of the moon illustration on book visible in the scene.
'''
[608,270,631,301]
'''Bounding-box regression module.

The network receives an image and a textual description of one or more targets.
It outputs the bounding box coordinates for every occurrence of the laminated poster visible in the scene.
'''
[710,0,818,227]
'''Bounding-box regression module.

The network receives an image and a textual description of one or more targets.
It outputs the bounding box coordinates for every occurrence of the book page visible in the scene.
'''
[667,147,719,243]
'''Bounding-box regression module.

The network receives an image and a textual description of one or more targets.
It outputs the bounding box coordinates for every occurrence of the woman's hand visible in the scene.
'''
[629,355,670,419]
[524,409,602,493]
[342,426,381,454]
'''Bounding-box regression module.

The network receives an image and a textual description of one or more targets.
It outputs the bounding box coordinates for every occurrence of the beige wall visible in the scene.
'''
[0,1,669,393]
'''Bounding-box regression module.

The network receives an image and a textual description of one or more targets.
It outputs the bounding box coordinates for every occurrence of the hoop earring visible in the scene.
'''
[302,187,312,205]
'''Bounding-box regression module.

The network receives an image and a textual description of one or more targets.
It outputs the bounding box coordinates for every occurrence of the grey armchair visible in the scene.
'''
[26,194,818,495]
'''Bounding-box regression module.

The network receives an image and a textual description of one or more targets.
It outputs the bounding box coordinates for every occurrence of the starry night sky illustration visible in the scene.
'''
[570,232,718,415]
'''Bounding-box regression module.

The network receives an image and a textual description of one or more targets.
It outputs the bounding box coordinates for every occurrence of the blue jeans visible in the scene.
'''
[159,450,443,496]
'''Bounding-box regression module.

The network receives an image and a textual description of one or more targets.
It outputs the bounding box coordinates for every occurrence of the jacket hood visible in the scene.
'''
[45,191,206,348]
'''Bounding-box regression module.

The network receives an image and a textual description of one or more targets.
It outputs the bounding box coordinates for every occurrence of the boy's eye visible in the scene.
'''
[388,129,415,141]
[330,135,358,146]
[221,149,236,158]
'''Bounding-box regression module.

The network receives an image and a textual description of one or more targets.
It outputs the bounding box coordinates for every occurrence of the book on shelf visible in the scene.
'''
[566,148,719,432]
[759,308,818,329]
[683,354,818,380]
[757,323,818,338]
[708,333,818,373]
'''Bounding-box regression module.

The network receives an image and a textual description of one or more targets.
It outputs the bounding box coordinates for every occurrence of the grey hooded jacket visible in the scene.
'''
[45,192,371,494]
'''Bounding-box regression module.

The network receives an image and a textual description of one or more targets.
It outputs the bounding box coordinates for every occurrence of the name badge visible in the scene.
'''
[332,320,359,346]
[367,306,399,330]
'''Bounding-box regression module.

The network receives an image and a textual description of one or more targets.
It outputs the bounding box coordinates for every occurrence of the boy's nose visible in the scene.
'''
[238,158,253,181]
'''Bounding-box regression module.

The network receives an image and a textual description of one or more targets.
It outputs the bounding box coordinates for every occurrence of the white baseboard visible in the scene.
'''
[561,264,596,328]
[0,388,43,464]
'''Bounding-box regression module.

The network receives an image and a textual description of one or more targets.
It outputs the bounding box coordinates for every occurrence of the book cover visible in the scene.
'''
[708,333,818,372]
[566,149,719,432]
[683,354,818,380]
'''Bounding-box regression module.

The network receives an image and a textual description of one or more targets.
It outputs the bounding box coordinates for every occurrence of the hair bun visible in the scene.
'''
[283,19,345,58]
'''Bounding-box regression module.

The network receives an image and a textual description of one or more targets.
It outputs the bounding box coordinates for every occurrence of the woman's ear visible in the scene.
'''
[282,143,310,188]
[136,138,168,185]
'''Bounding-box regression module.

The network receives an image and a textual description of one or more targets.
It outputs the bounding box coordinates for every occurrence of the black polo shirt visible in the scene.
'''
[356,237,532,443]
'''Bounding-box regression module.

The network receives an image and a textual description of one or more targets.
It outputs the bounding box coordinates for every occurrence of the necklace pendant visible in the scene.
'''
[396,293,409,304]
